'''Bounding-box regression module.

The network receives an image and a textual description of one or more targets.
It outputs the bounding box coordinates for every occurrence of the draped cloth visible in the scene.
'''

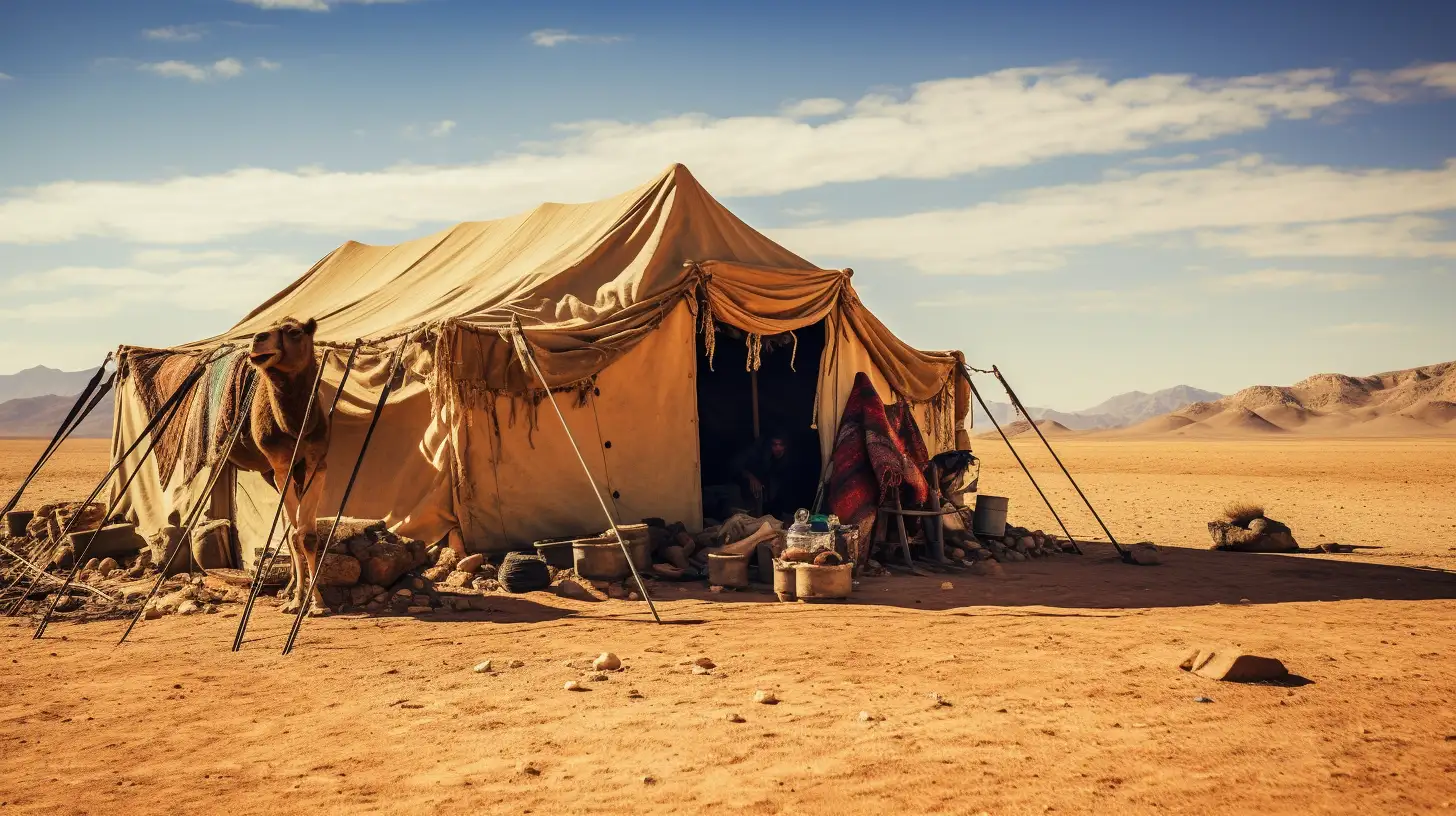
[826,372,933,531]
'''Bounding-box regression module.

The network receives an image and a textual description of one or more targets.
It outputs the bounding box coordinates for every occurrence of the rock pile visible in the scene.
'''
[1207,506,1298,553]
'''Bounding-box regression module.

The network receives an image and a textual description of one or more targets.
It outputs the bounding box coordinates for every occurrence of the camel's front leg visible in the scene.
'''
[279,482,306,615]
[295,469,329,617]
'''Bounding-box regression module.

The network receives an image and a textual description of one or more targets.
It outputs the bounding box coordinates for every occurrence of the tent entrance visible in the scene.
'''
[696,320,825,522]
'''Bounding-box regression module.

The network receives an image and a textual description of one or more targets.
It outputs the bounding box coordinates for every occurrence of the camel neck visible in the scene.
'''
[263,363,321,438]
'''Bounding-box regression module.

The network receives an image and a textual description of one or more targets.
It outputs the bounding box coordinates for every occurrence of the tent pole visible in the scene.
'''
[3,347,228,615]
[990,366,1125,561]
[750,370,760,440]
[230,346,338,652]
[117,368,260,646]
[281,334,411,655]
[1,353,113,521]
[958,365,1083,556]
[509,317,662,624]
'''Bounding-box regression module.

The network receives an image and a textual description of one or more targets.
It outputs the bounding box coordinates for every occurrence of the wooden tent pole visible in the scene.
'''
[750,370,760,440]
[509,317,662,624]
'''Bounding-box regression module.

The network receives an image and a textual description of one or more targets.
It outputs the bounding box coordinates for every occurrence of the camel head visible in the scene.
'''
[249,317,318,375]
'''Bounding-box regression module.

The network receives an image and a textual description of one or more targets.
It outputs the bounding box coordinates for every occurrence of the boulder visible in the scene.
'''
[1207,519,1298,553]
[348,531,430,588]
[1128,543,1161,566]
[314,553,362,586]
[1179,649,1290,683]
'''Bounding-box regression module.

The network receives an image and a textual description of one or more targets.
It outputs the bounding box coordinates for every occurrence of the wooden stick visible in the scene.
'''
[509,317,661,624]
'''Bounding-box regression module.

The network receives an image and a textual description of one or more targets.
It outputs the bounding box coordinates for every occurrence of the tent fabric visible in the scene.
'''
[111,163,970,555]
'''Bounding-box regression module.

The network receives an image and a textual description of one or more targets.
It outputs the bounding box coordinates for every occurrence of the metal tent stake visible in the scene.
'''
[989,366,1126,561]
[282,334,411,656]
[960,365,1083,556]
[508,317,661,624]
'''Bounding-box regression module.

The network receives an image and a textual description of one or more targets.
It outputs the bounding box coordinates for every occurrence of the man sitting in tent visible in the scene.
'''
[730,431,801,520]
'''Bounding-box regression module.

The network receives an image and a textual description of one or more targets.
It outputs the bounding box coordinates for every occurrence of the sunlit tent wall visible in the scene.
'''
[107,164,971,563]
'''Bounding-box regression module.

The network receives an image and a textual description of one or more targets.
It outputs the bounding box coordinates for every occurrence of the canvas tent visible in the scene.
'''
[108,164,971,562]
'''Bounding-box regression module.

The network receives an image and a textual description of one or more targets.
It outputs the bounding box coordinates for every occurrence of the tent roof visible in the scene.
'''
[215,163,822,346]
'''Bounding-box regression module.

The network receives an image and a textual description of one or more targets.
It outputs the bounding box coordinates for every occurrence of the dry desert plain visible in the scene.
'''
[1,434,1454,815]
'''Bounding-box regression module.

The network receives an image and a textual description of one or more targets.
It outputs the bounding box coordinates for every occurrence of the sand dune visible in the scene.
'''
[977,418,1077,439]
[1120,360,1456,438]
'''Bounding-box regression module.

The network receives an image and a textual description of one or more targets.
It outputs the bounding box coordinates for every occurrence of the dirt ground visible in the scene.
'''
[2,436,1454,815]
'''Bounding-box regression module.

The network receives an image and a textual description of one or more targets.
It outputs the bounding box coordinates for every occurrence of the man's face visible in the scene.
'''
[769,438,787,458]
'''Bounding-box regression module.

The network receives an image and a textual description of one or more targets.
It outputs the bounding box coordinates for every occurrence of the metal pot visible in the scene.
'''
[794,563,853,600]
[572,535,649,582]
[707,552,750,588]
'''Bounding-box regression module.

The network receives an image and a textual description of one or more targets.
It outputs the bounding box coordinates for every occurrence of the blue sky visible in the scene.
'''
[0,0,1453,409]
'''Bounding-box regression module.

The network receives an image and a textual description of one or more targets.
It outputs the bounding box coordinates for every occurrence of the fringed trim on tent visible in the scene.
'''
[745,333,762,372]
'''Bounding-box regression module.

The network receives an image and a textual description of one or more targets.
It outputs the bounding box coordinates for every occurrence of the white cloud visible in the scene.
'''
[255,58,281,71]
[1196,215,1456,259]
[771,157,1456,273]
[0,253,307,321]
[211,58,245,79]
[782,203,824,218]
[1,63,1451,247]
[1128,152,1202,167]
[232,0,420,10]
[1351,62,1456,103]
[1205,268,1382,292]
[138,58,251,82]
[0,73,12,81]
[781,98,847,118]
[429,119,456,138]
[529,28,626,47]
[142,24,207,42]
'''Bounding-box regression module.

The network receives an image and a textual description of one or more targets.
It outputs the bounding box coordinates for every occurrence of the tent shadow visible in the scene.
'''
[657,542,1456,612]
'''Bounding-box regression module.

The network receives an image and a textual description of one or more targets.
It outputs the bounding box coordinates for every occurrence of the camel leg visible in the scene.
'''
[295,469,329,617]
[279,482,306,615]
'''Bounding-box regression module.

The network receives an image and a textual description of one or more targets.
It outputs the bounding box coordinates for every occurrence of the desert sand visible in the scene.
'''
[2,436,1455,815]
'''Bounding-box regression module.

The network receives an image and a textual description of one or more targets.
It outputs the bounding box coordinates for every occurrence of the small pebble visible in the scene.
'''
[940,581,953,590]
[509,660,525,668]
[593,652,621,672]
[1194,696,1213,704]
[472,660,493,674]
[641,775,657,785]
[929,692,951,707]
[694,657,716,669]
[726,713,745,723]
[627,689,644,699]
[709,585,724,593]
[858,711,881,722]
[692,665,711,676]
[518,762,540,776]
[589,673,609,682]
[564,681,584,692]
[754,690,778,705]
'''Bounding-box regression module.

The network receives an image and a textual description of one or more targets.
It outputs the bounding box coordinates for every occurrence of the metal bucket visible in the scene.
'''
[707,552,750,588]
[535,538,576,569]
[6,510,34,538]
[795,563,853,600]
[572,535,649,582]
[773,561,797,601]
[972,495,1009,538]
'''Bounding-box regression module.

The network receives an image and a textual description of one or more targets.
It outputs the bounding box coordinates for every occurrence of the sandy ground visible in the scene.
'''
[2,436,1455,815]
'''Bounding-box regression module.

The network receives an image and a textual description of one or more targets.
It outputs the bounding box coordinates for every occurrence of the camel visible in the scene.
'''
[227,317,332,617]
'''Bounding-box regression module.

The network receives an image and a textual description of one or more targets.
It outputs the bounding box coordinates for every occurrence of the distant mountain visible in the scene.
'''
[0,364,113,438]
[0,394,113,438]
[0,365,98,403]
[1120,361,1456,437]
[971,385,1221,432]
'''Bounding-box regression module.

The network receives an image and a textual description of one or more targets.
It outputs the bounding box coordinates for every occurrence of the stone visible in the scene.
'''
[508,659,525,669]
[726,713,746,723]
[349,584,385,607]
[1128,543,1161,566]
[84,558,100,571]
[564,680,585,692]
[858,711,883,722]
[433,546,459,572]
[69,523,147,562]
[708,585,724,593]
[1180,649,1290,683]
[473,660,493,673]
[457,553,484,574]
[970,560,1004,578]
[148,525,193,576]
[929,692,951,707]
[606,583,629,600]
[421,565,452,582]
[97,557,120,576]
[641,775,657,785]
[351,532,430,588]
[405,605,433,614]
[312,552,361,586]
[627,689,644,699]
[444,570,471,588]
[518,762,540,776]
[143,606,164,620]
[694,657,715,669]
[693,665,711,676]
[411,593,431,607]
[940,581,953,590]
[753,690,778,705]
[589,673,609,682]
[593,652,622,672]
[177,600,201,615]
[1194,696,1214,703]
